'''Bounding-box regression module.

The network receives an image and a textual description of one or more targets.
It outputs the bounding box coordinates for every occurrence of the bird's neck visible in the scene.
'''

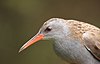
[53,37,100,64]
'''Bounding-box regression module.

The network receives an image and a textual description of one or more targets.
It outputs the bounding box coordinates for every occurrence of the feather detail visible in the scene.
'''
[83,31,100,60]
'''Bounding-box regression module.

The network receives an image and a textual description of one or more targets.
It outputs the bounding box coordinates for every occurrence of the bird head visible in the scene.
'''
[19,18,70,52]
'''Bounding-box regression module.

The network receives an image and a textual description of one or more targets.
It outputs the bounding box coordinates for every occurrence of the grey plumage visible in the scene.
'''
[19,18,100,64]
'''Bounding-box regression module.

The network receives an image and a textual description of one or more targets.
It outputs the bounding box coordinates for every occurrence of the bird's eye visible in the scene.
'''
[44,26,52,32]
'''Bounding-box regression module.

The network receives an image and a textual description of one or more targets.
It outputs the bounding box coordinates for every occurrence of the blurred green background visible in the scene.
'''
[0,0,100,64]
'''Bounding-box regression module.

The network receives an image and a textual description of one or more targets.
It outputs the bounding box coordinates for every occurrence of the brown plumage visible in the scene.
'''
[19,18,100,64]
[66,20,100,60]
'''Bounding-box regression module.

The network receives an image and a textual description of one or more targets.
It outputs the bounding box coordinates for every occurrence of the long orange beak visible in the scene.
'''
[19,34,44,52]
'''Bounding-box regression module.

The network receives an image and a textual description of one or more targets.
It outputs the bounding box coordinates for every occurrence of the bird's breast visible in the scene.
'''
[53,38,98,64]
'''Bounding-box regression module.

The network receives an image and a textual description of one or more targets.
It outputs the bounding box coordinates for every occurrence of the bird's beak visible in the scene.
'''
[19,33,44,52]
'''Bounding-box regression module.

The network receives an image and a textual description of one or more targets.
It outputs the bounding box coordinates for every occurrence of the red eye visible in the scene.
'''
[45,26,52,32]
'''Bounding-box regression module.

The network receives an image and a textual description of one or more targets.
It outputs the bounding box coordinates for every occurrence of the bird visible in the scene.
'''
[19,18,100,64]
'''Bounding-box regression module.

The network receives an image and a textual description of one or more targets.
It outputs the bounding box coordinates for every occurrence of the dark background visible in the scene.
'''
[0,0,100,64]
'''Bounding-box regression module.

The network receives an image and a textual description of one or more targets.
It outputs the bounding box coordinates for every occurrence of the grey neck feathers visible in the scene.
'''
[53,37,100,64]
